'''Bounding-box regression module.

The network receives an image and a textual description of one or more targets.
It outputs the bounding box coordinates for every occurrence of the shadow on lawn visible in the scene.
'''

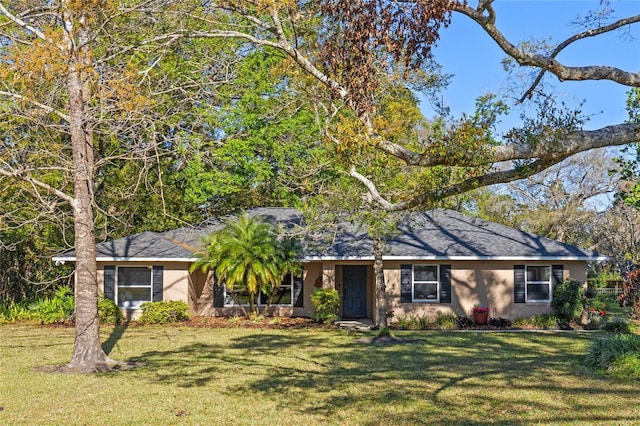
[130,330,640,424]
[101,324,128,355]
[127,332,334,388]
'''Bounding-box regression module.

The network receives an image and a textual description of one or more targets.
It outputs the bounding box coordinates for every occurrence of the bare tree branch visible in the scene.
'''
[0,1,50,43]
[0,90,70,122]
[449,1,640,87]
[0,167,74,205]
[518,14,640,102]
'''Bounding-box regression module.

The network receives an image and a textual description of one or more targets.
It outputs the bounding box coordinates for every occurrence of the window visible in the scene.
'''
[259,273,294,306]
[525,265,551,302]
[401,264,451,304]
[117,266,152,308]
[225,273,298,307]
[413,265,439,302]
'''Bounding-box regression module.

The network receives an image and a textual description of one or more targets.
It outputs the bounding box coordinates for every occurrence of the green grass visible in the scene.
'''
[1,325,640,425]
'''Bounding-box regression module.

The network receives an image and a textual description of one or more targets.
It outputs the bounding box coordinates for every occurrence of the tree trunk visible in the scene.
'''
[373,237,388,329]
[64,6,110,370]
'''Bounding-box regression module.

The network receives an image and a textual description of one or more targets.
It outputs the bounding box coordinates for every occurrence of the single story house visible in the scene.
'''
[53,208,605,322]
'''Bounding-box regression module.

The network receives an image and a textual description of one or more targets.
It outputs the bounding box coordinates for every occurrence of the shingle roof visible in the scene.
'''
[305,209,601,260]
[53,207,603,262]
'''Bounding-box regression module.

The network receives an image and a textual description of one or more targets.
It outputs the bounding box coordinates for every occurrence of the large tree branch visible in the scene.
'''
[0,167,75,205]
[353,122,640,212]
[0,2,50,42]
[352,156,559,212]
[449,1,640,87]
[0,90,70,122]
[378,122,640,167]
[517,14,640,102]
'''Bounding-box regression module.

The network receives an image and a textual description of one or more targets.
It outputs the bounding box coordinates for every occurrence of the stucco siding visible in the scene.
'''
[384,260,587,320]
[98,261,190,319]
[97,258,587,321]
[295,262,322,317]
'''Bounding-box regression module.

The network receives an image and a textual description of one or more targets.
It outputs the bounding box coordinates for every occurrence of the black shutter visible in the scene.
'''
[103,265,115,300]
[514,265,525,303]
[152,266,163,301]
[401,264,412,303]
[293,274,304,307]
[552,265,564,285]
[439,265,452,303]
[213,275,224,308]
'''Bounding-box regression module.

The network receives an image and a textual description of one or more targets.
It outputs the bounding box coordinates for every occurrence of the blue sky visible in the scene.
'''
[420,0,640,134]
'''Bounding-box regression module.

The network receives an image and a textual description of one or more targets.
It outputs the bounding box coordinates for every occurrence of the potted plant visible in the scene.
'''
[472,304,489,325]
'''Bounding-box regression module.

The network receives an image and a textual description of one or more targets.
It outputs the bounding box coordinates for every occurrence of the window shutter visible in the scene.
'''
[293,275,304,307]
[152,266,163,301]
[213,276,224,308]
[552,265,564,285]
[401,264,412,303]
[514,265,525,303]
[103,265,115,300]
[439,265,452,303]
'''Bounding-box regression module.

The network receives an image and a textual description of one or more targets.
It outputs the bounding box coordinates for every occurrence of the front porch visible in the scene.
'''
[321,262,376,321]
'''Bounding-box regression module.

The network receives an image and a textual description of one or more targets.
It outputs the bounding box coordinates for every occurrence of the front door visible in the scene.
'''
[342,265,368,318]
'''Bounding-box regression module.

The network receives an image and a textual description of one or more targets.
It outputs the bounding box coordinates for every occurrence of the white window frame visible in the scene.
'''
[224,272,297,307]
[412,265,440,303]
[525,265,552,303]
[116,266,153,309]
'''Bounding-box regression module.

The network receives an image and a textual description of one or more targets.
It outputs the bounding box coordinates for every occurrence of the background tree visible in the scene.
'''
[189,1,639,210]
[175,49,335,216]
[0,0,239,370]
[184,0,638,326]
[467,149,618,248]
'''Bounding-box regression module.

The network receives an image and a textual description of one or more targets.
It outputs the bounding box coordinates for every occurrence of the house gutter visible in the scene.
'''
[52,256,197,264]
[303,255,608,262]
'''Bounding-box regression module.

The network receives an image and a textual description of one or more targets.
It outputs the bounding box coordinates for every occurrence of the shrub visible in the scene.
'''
[138,301,190,324]
[602,318,631,334]
[608,353,640,381]
[584,308,607,330]
[513,314,558,329]
[417,314,431,329]
[310,288,340,324]
[552,279,584,326]
[585,334,640,376]
[29,286,75,324]
[487,317,512,328]
[433,312,458,330]
[0,300,33,323]
[456,316,475,329]
[98,296,123,324]
[393,315,413,329]
[619,270,640,320]
[589,299,607,311]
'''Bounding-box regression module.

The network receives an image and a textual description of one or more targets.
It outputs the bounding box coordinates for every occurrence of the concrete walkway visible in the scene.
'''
[337,319,375,331]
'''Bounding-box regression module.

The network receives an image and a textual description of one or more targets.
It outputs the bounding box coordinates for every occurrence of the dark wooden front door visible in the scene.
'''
[342,265,368,318]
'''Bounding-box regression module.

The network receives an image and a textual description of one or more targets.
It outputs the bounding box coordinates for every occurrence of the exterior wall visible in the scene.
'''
[296,262,322,317]
[384,260,587,320]
[98,259,588,321]
[98,261,190,320]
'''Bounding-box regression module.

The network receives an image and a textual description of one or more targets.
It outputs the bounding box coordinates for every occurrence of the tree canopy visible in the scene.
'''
[2,0,640,367]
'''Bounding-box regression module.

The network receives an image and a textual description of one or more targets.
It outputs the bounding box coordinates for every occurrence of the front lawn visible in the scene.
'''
[1,325,639,425]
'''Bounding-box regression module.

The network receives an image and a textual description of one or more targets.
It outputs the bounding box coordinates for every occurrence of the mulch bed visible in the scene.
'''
[183,316,335,330]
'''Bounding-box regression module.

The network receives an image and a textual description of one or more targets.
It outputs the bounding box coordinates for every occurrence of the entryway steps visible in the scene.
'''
[337,319,374,331]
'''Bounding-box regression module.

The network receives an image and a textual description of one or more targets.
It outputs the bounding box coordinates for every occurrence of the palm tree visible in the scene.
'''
[261,236,302,312]
[191,212,296,315]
